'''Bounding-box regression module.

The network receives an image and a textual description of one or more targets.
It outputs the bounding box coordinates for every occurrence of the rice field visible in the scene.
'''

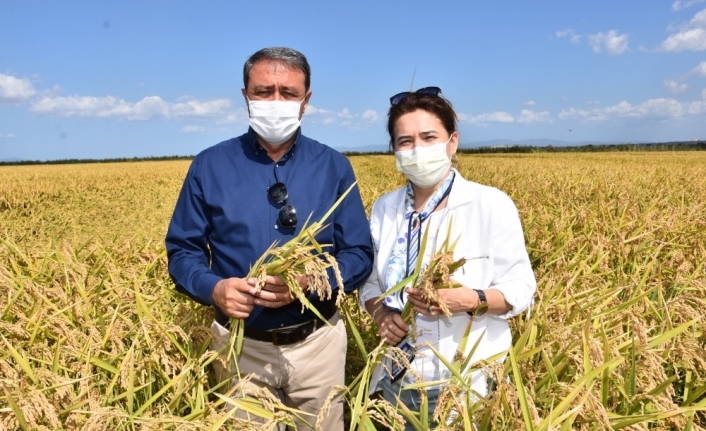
[1,152,705,430]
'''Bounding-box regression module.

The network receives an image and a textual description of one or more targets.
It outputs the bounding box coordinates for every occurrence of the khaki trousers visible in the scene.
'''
[211,313,347,431]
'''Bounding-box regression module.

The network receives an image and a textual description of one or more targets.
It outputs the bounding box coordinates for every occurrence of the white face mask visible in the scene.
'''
[247,98,305,145]
[395,137,452,188]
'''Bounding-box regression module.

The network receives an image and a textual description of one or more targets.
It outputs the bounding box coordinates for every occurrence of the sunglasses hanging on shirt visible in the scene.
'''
[268,179,298,229]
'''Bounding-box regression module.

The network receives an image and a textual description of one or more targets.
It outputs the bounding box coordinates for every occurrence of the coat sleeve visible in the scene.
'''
[165,158,222,306]
[327,161,374,295]
[488,190,537,319]
[357,199,386,309]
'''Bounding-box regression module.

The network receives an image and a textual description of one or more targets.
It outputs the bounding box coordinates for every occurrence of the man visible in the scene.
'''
[165,47,373,430]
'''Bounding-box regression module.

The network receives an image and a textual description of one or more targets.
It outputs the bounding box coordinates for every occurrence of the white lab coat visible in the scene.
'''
[359,171,537,396]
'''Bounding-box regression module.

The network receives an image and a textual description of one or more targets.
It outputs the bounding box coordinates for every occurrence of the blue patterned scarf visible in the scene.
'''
[383,169,455,312]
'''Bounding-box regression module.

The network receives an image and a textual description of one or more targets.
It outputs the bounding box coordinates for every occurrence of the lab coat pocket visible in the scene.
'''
[454,248,493,289]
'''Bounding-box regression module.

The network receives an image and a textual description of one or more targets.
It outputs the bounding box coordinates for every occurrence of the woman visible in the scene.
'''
[359,87,536,427]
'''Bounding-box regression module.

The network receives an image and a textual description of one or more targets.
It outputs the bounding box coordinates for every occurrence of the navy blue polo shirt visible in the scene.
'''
[165,128,374,330]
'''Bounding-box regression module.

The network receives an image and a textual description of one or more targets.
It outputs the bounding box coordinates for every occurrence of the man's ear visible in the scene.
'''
[242,88,250,116]
[299,90,313,120]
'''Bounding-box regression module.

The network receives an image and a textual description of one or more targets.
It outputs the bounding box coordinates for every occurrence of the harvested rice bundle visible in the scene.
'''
[382,217,467,325]
[226,182,356,364]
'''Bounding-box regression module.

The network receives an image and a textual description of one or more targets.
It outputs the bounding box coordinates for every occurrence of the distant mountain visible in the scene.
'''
[335,144,389,153]
[0,157,23,163]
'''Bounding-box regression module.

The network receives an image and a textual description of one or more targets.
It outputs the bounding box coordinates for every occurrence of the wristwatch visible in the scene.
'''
[467,289,488,317]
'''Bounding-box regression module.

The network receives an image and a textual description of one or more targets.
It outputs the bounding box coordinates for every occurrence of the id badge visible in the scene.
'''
[390,339,416,383]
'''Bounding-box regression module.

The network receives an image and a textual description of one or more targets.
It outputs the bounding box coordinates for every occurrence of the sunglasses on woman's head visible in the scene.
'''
[389,86,442,106]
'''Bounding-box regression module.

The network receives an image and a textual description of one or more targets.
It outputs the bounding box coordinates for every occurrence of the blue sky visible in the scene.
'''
[1,1,706,161]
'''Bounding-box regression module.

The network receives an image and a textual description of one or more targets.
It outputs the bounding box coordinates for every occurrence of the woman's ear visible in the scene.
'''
[448,131,459,156]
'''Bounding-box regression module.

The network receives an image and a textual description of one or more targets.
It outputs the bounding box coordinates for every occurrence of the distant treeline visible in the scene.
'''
[2,141,704,165]
[456,140,706,154]
[345,141,706,156]
[0,155,194,166]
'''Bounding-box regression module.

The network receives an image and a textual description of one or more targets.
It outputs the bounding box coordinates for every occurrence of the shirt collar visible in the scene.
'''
[246,127,301,163]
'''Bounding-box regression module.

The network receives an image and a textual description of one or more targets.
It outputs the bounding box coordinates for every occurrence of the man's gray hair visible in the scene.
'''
[243,47,311,91]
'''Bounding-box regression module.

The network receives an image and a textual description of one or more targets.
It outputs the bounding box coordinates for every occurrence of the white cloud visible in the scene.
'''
[658,8,706,52]
[181,125,206,133]
[523,100,536,106]
[556,29,582,43]
[21,83,381,130]
[29,95,231,120]
[171,98,231,117]
[691,61,706,76]
[304,104,333,116]
[220,109,249,124]
[337,108,354,120]
[458,109,552,126]
[0,133,17,139]
[0,74,36,103]
[587,100,601,105]
[559,98,689,121]
[588,30,629,54]
[30,95,168,119]
[305,104,380,127]
[304,104,338,124]
[361,109,379,122]
[459,111,515,125]
[517,109,553,123]
[673,0,706,11]
[664,79,689,93]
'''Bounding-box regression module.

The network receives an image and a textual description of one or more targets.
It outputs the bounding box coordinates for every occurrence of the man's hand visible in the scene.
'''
[212,275,300,319]
[211,277,258,319]
[250,275,297,309]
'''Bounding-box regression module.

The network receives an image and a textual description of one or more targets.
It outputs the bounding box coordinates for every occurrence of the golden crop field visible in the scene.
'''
[1,152,705,430]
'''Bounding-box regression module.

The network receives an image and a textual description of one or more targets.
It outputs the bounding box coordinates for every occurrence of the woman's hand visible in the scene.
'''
[406,281,513,316]
[366,299,409,345]
[376,308,408,345]
[406,282,477,316]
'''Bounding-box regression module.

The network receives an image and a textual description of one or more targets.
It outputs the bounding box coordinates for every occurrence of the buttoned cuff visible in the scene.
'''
[195,272,222,306]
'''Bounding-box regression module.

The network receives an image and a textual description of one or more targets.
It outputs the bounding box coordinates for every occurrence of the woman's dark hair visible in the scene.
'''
[387,93,458,151]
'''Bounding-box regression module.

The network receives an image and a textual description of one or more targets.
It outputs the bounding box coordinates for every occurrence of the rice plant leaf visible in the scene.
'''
[425,343,465,382]
[684,381,706,405]
[215,393,300,426]
[419,387,429,429]
[509,344,535,431]
[341,303,368,357]
[402,379,448,390]
[134,289,188,358]
[319,181,357,226]
[611,407,696,429]
[1,333,37,384]
[395,393,424,431]
[89,356,118,374]
[537,360,622,430]
[2,383,28,431]
[646,316,700,348]
[135,365,193,416]
[378,273,418,301]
